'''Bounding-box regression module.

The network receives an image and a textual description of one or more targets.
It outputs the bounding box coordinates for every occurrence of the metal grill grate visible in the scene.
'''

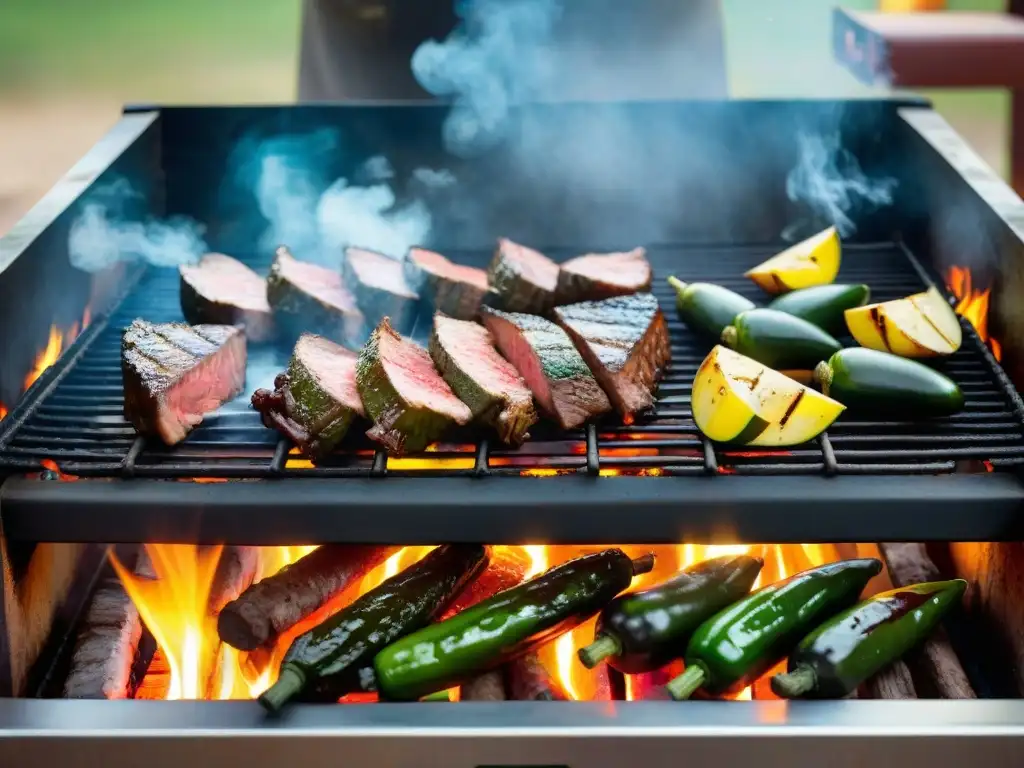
[2,241,1023,481]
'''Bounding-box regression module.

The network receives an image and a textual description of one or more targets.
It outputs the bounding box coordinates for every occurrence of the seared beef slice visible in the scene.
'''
[481,308,611,430]
[267,246,365,348]
[555,247,652,304]
[251,333,365,458]
[343,247,420,334]
[406,247,489,321]
[486,238,559,314]
[179,253,274,342]
[122,320,246,445]
[554,293,671,418]
[356,317,472,454]
[429,313,537,446]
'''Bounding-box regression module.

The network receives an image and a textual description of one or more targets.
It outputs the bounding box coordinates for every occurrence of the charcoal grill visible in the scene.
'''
[2,98,1024,766]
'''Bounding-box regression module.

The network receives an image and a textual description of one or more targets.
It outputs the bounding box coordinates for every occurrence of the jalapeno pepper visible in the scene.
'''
[665,558,882,700]
[373,549,655,701]
[770,579,968,699]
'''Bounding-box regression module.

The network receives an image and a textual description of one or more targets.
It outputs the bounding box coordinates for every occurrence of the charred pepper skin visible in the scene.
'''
[258,544,489,713]
[373,549,654,701]
[666,558,883,700]
[771,579,968,699]
[579,555,764,674]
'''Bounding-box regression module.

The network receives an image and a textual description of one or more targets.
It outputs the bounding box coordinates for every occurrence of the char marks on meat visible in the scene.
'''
[555,247,652,305]
[553,293,671,418]
[480,307,611,430]
[122,320,246,445]
[267,246,365,348]
[179,252,275,342]
[251,333,365,458]
[429,313,537,446]
[486,238,560,314]
[406,247,489,321]
[344,247,420,334]
[356,317,473,454]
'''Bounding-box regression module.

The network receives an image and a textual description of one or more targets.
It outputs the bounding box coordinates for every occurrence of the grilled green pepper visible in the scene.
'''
[578,555,764,674]
[373,549,655,701]
[768,284,871,335]
[258,544,489,713]
[721,308,842,372]
[814,347,964,418]
[771,579,967,699]
[667,276,755,339]
[665,558,882,700]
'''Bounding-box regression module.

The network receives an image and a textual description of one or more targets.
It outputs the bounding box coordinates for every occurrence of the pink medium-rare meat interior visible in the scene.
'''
[347,247,418,298]
[296,334,365,417]
[561,248,651,289]
[276,249,361,312]
[498,238,559,291]
[378,324,472,422]
[410,248,489,289]
[434,314,532,401]
[180,253,271,312]
[483,312,556,418]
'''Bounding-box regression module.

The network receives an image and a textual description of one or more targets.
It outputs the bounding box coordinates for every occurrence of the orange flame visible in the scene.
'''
[946,266,1001,361]
[21,308,92,392]
[0,403,7,422]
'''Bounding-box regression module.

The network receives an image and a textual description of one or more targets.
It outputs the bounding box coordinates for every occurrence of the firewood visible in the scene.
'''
[879,542,976,699]
[217,545,396,651]
[505,653,567,701]
[206,546,262,617]
[866,659,918,699]
[461,670,507,701]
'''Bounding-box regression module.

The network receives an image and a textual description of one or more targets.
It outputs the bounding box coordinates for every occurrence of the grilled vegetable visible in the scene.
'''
[486,238,560,314]
[745,227,840,294]
[251,333,365,458]
[665,558,882,700]
[356,317,473,454]
[814,347,964,419]
[771,579,967,699]
[555,248,652,304]
[845,286,962,357]
[258,544,489,713]
[179,253,274,342]
[721,308,842,372]
[373,550,656,701]
[692,346,845,446]
[666,277,755,339]
[768,283,870,335]
[578,555,764,674]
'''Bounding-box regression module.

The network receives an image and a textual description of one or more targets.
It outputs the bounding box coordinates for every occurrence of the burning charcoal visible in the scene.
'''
[405,247,490,321]
[356,317,473,455]
[486,238,560,314]
[429,313,538,447]
[461,670,508,701]
[217,545,395,651]
[121,320,247,446]
[443,547,530,620]
[251,333,365,459]
[554,247,652,305]
[553,293,671,419]
[266,246,365,348]
[481,307,611,430]
[343,247,420,334]
[505,653,567,701]
[865,660,918,699]
[179,253,275,342]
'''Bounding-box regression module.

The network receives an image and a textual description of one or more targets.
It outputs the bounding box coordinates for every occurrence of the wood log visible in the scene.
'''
[217,545,396,651]
[206,546,262,618]
[504,653,567,701]
[461,670,507,701]
[879,543,976,699]
[866,659,918,699]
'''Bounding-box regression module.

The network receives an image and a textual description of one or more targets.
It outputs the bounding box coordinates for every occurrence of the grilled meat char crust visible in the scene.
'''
[554,247,652,304]
[122,320,246,446]
[480,307,611,430]
[344,246,420,334]
[554,293,671,418]
[486,238,560,314]
[406,247,490,321]
[179,253,275,342]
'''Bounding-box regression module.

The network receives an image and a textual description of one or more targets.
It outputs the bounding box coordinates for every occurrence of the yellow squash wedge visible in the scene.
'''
[745,227,841,295]
[692,346,845,447]
[844,286,962,358]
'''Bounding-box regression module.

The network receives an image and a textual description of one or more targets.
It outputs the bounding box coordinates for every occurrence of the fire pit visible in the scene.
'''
[1,98,1024,766]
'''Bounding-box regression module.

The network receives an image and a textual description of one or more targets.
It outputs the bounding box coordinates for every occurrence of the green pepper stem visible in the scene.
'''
[813,361,832,394]
[720,325,738,348]
[631,553,656,575]
[665,664,706,700]
[258,665,306,714]
[578,634,622,669]
[667,276,689,294]
[420,690,452,702]
[770,665,818,698]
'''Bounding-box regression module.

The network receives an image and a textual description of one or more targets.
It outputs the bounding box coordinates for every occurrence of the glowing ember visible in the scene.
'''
[946,266,1001,360]
[0,403,7,422]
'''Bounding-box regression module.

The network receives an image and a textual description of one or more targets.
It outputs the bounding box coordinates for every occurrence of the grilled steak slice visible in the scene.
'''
[251,333,365,458]
[267,246,365,348]
[406,247,489,321]
[356,317,473,454]
[179,253,274,342]
[553,293,671,418]
[486,238,559,314]
[429,313,537,446]
[555,247,652,304]
[480,307,611,430]
[343,247,420,334]
[122,320,246,445]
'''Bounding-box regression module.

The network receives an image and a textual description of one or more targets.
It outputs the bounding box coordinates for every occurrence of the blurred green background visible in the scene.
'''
[0,0,1011,234]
